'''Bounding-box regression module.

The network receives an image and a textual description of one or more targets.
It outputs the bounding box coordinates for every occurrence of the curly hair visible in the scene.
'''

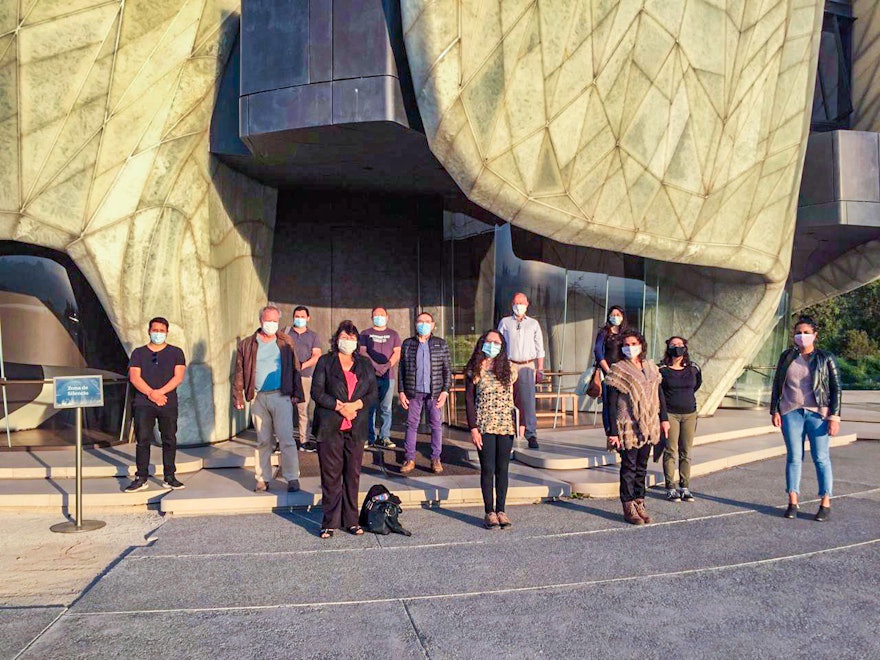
[465,330,513,387]
[619,328,648,358]
[330,320,359,353]
[603,305,629,333]
[660,336,692,367]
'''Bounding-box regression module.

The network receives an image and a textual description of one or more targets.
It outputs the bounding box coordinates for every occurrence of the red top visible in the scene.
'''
[340,368,358,431]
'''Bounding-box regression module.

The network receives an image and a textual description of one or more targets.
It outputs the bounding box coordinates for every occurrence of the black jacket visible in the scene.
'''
[310,352,378,442]
[770,348,842,418]
[398,335,452,398]
[233,331,303,406]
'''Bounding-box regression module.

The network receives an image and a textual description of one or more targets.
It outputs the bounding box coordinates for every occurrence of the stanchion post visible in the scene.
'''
[51,377,106,534]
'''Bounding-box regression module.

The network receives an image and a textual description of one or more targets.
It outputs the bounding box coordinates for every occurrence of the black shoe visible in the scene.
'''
[527,437,539,450]
[287,479,301,493]
[666,489,681,502]
[162,476,185,490]
[375,437,397,449]
[783,503,799,519]
[125,477,149,492]
[815,505,830,522]
[302,441,317,453]
[680,488,695,502]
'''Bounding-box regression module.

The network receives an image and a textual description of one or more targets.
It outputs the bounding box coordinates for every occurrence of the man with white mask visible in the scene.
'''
[233,304,303,492]
[497,292,545,449]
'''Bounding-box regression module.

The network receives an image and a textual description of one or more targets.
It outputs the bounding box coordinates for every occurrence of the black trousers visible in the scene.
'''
[317,430,365,529]
[477,433,514,513]
[133,406,178,479]
[619,444,651,503]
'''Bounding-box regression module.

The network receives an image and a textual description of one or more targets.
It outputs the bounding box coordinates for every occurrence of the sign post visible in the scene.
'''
[50,375,107,534]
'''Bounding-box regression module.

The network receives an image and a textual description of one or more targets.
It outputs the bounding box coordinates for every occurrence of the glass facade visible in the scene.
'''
[0,242,129,449]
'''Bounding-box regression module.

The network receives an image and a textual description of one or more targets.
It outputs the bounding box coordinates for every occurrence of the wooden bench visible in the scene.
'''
[534,391,579,425]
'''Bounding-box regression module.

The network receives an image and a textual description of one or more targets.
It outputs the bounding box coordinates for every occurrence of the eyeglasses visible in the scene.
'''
[150,352,159,365]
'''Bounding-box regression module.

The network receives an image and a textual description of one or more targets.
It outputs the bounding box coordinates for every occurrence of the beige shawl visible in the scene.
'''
[604,359,662,450]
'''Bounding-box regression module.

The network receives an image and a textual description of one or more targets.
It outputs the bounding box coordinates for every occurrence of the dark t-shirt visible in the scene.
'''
[359,328,402,379]
[659,364,702,414]
[129,345,186,409]
[285,328,321,377]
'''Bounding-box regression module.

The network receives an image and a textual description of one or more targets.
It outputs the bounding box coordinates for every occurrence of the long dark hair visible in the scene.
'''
[661,336,692,367]
[330,320,359,353]
[465,330,513,387]
[603,305,628,333]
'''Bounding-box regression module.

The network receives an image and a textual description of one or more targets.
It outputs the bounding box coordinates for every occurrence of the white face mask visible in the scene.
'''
[261,320,279,336]
[337,338,358,355]
[512,304,527,317]
[622,345,642,359]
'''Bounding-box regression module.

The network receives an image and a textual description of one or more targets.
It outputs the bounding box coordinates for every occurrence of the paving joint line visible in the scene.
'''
[12,606,69,660]
[63,537,880,618]
[121,486,880,561]
[401,599,431,658]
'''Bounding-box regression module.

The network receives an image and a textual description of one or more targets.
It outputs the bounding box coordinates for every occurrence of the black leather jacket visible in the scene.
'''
[770,348,842,418]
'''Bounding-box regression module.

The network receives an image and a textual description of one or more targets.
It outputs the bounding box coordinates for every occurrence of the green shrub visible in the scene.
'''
[841,329,879,361]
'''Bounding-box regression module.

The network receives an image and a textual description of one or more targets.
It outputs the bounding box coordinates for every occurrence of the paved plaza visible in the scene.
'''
[2,439,878,659]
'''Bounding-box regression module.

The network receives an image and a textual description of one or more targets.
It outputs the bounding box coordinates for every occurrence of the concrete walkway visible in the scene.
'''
[3,440,879,659]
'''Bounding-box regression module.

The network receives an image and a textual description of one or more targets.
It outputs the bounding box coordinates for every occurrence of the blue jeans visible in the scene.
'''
[369,376,395,442]
[781,409,833,497]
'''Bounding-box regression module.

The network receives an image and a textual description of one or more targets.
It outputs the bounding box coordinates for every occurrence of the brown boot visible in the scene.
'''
[431,458,443,474]
[400,460,416,474]
[634,498,652,524]
[623,501,644,525]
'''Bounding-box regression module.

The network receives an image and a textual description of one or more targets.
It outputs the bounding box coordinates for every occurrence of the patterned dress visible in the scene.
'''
[475,365,518,435]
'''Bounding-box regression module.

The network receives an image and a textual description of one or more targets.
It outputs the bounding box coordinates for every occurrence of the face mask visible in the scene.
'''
[609,315,623,327]
[338,338,357,355]
[416,322,432,337]
[261,321,279,335]
[794,333,815,348]
[372,315,387,327]
[622,345,642,359]
[149,332,166,345]
[512,304,527,317]
[482,342,501,358]
[292,318,307,328]
[668,346,685,358]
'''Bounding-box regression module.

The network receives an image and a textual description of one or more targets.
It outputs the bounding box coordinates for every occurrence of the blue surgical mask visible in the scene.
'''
[482,342,501,358]
[609,315,623,327]
[292,318,307,328]
[149,332,166,345]
[372,315,387,327]
[416,322,432,337]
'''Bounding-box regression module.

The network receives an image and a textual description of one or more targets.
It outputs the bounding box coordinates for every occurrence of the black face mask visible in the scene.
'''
[668,346,686,358]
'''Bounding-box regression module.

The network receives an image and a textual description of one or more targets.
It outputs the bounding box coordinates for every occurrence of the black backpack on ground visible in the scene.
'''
[359,484,412,536]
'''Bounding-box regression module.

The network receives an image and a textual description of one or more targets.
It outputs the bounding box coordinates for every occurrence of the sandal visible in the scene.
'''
[319,529,334,539]
[347,525,364,536]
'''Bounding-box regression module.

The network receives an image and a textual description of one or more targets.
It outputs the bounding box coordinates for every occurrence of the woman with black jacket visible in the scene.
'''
[311,321,378,538]
[770,316,842,522]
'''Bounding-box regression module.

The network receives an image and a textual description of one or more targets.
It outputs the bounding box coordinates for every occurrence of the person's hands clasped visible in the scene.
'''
[470,428,483,450]
[148,390,168,406]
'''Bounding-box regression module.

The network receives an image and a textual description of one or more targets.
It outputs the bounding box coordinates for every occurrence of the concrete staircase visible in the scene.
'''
[0,410,864,514]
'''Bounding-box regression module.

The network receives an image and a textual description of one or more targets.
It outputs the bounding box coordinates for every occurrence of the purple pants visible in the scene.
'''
[404,392,444,461]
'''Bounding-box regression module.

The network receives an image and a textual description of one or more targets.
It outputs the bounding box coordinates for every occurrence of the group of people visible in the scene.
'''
[122,295,843,533]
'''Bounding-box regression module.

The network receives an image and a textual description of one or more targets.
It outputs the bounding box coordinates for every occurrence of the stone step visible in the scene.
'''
[0,434,273,479]
[158,465,570,516]
[0,474,170,509]
[509,423,779,471]
[554,432,858,498]
[0,444,204,479]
